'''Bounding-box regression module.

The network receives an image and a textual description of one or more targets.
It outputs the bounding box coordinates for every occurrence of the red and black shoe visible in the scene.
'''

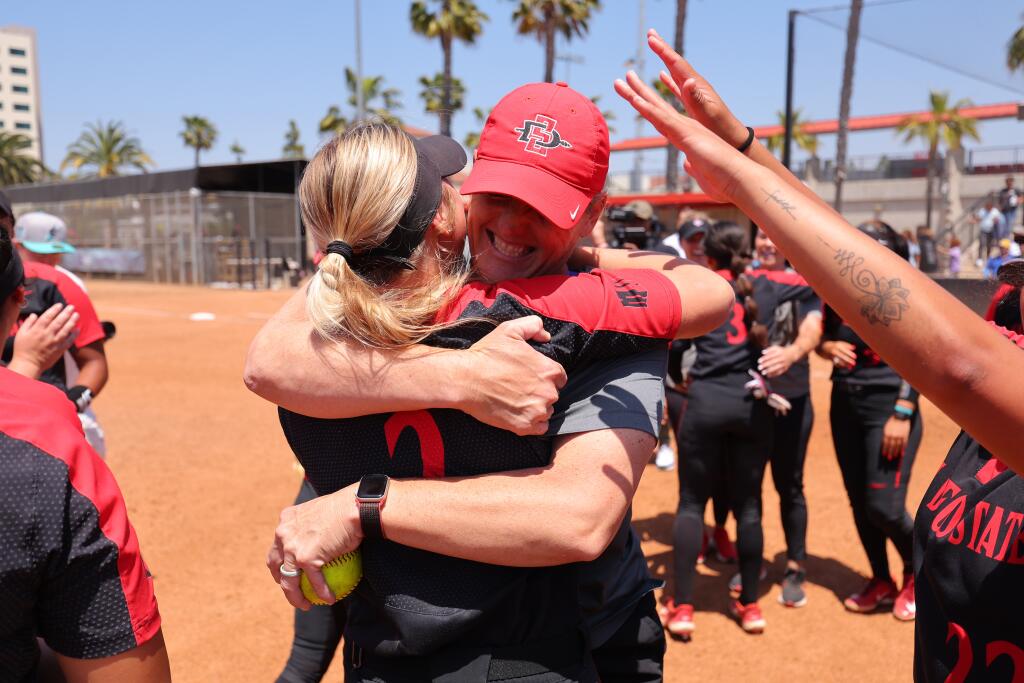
[843,577,897,613]
[663,600,695,640]
[729,600,766,634]
[892,573,916,621]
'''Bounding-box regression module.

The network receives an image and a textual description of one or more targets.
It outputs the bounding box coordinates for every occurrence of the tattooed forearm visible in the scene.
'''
[761,188,797,219]
[818,237,910,326]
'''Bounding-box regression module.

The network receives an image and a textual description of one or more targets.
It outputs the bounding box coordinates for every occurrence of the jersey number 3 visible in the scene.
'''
[726,302,748,345]
[385,411,445,478]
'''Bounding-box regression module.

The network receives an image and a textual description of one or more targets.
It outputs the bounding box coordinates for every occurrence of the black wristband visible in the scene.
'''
[65,385,92,413]
[737,126,756,154]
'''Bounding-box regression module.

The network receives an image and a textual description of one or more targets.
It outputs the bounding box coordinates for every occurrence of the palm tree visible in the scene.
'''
[410,0,489,137]
[765,109,817,157]
[180,115,218,168]
[833,0,863,214]
[345,68,402,124]
[1008,16,1024,72]
[319,106,348,137]
[230,141,246,164]
[512,0,601,83]
[665,0,687,192]
[282,120,305,159]
[896,91,980,229]
[420,73,465,120]
[0,132,46,186]
[61,120,153,178]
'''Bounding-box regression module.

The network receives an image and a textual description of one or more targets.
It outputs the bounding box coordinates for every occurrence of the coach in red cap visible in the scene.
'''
[249,82,707,681]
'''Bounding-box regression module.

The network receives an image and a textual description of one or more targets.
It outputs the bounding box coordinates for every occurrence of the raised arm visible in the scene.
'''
[615,51,1024,471]
[244,285,566,435]
[569,246,734,338]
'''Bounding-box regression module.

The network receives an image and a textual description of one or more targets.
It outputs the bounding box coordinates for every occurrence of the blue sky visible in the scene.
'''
[8,0,1024,176]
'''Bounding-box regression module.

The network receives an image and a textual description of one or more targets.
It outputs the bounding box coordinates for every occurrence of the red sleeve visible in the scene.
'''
[444,268,682,339]
[990,320,1024,349]
[53,270,105,348]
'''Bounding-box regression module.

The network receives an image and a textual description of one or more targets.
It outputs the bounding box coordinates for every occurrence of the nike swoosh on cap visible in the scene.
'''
[570,204,580,221]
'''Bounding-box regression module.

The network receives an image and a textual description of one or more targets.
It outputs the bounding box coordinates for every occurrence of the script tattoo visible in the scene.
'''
[761,188,796,219]
[819,237,910,326]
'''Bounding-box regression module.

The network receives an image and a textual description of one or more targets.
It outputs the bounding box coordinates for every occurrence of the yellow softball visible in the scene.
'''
[300,550,362,606]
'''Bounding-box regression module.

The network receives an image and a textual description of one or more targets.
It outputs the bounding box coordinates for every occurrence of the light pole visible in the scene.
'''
[783,9,798,170]
[354,0,365,123]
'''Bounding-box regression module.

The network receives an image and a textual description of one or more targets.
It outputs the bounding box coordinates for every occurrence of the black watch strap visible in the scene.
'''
[358,500,385,539]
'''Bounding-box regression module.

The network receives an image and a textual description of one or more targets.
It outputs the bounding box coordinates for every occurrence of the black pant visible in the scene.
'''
[673,376,773,605]
[830,384,921,580]
[669,390,730,528]
[769,394,814,562]
[591,593,665,683]
[276,480,347,683]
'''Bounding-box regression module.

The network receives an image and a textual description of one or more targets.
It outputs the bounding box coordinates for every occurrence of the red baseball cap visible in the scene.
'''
[461,82,609,230]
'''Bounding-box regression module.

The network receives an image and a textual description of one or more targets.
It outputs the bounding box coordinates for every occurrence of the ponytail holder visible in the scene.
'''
[325,240,354,262]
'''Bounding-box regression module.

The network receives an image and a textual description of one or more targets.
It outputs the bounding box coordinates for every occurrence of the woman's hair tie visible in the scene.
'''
[325,240,354,262]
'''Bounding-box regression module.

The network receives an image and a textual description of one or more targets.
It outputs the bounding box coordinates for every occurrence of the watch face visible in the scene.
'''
[358,474,389,500]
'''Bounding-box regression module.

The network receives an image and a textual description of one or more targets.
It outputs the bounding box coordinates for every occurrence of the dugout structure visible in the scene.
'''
[5,160,308,289]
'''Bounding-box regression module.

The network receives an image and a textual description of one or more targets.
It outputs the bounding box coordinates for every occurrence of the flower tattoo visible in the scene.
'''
[822,239,910,326]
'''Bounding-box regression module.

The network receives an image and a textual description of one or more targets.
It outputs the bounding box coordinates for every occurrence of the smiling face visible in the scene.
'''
[467,192,598,283]
[754,228,783,270]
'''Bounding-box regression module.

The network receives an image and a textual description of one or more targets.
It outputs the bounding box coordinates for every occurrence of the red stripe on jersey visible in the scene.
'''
[749,268,810,287]
[0,367,160,646]
[23,262,106,348]
[438,269,681,339]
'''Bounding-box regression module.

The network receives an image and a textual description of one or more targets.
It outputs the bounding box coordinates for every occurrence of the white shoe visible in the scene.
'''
[655,443,676,471]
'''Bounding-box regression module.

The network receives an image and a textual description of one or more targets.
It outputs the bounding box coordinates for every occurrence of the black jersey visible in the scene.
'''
[0,368,160,679]
[822,305,908,387]
[688,269,816,381]
[913,324,1024,683]
[279,269,681,658]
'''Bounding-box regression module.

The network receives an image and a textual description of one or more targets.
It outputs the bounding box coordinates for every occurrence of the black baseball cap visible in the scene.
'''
[680,218,709,241]
[998,258,1024,287]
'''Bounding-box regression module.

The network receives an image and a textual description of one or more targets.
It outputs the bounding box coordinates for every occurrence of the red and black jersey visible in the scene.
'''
[687,269,816,380]
[2,262,106,390]
[278,269,680,658]
[823,305,906,388]
[913,324,1024,682]
[0,368,159,678]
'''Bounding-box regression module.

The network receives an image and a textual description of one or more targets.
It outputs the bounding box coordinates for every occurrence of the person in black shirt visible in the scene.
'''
[662,221,817,637]
[615,36,1024,680]
[818,223,921,621]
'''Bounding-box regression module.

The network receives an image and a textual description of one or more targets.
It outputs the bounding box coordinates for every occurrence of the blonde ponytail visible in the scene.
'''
[301,123,470,347]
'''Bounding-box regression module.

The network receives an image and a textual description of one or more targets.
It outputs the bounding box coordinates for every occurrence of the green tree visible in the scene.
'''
[419,73,465,119]
[896,91,980,229]
[230,140,246,164]
[462,106,490,149]
[1008,17,1024,72]
[765,109,817,157]
[319,106,348,137]
[511,0,601,83]
[283,120,305,159]
[410,0,489,137]
[61,120,153,178]
[319,69,403,137]
[0,132,46,186]
[833,0,863,213]
[180,115,218,168]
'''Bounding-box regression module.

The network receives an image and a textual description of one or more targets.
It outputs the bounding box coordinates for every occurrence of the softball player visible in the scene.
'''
[663,220,817,637]
[818,222,920,621]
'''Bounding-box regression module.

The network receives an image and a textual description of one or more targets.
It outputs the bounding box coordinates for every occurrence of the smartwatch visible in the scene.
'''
[356,474,390,540]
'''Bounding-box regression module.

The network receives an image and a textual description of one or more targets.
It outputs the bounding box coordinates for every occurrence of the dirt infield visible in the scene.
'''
[86,280,958,682]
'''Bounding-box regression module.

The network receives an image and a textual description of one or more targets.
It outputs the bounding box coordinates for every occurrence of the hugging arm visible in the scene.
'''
[245,285,566,435]
[616,37,1024,471]
[269,426,655,608]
